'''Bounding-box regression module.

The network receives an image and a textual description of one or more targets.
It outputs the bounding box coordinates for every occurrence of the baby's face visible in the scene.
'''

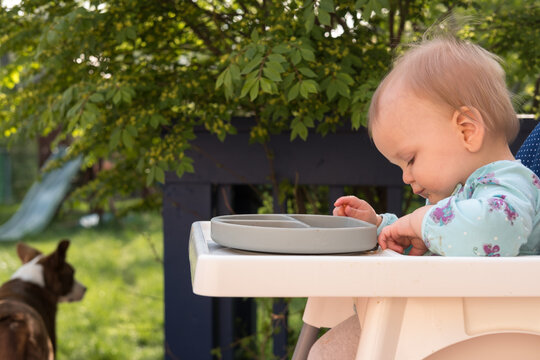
[371,90,473,204]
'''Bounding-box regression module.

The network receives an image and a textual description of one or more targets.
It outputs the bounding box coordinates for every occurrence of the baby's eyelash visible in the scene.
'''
[408,157,415,165]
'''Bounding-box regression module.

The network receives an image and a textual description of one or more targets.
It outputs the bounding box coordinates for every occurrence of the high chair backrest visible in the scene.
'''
[516,120,540,176]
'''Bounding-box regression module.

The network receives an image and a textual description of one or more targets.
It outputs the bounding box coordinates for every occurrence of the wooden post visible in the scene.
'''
[163,182,213,359]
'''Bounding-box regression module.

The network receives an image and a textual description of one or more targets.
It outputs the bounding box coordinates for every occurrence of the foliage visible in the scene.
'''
[0,0,537,211]
[0,208,164,360]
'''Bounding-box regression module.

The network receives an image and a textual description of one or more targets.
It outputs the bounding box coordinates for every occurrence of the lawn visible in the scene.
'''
[0,208,164,360]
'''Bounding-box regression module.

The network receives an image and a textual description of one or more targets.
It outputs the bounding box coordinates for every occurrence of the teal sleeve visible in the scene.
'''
[377,213,398,236]
[422,188,534,257]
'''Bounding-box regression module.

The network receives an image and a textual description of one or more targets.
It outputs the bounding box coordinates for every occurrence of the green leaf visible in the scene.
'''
[126,26,137,40]
[113,90,122,105]
[291,50,302,65]
[126,124,138,137]
[304,115,314,127]
[241,55,263,75]
[224,69,233,91]
[300,48,316,62]
[302,0,314,9]
[66,99,84,118]
[81,110,95,125]
[121,87,134,103]
[115,28,126,44]
[105,88,115,100]
[245,70,259,82]
[268,53,286,63]
[109,128,121,150]
[155,166,165,183]
[287,82,300,101]
[337,97,349,114]
[85,103,100,116]
[319,0,335,12]
[122,129,134,148]
[89,93,104,103]
[250,29,259,42]
[317,9,331,26]
[351,110,362,130]
[303,80,318,93]
[216,69,227,89]
[283,73,295,88]
[336,80,350,97]
[266,61,285,74]
[146,167,155,187]
[304,7,315,33]
[183,159,194,173]
[240,77,258,98]
[62,87,73,105]
[272,44,289,54]
[46,30,58,44]
[299,67,317,78]
[354,0,367,9]
[260,77,273,93]
[249,79,260,101]
[263,67,282,82]
[229,64,241,81]
[150,114,166,128]
[336,72,354,85]
[175,164,185,179]
[326,80,338,100]
[290,119,308,141]
[300,81,309,98]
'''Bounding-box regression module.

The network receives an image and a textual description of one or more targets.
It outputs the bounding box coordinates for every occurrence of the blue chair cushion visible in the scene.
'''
[516,121,540,177]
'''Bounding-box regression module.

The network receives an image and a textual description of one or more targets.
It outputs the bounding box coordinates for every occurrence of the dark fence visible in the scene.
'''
[163,118,536,359]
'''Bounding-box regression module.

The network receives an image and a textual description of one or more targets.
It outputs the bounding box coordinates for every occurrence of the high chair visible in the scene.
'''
[189,223,540,359]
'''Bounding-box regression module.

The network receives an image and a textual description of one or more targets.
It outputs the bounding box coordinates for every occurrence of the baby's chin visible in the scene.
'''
[427,194,450,204]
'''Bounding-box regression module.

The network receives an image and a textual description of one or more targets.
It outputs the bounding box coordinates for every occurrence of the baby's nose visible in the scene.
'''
[402,170,413,185]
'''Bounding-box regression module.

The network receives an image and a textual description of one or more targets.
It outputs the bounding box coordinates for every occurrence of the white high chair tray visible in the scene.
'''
[190,221,540,297]
[210,214,377,254]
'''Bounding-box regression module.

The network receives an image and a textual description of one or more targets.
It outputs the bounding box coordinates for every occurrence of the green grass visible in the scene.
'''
[0,208,164,360]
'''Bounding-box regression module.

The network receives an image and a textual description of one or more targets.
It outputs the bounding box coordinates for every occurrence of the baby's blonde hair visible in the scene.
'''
[368,36,519,142]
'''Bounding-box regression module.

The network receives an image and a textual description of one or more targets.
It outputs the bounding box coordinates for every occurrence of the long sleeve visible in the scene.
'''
[377,213,398,236]
[421,163,538,256]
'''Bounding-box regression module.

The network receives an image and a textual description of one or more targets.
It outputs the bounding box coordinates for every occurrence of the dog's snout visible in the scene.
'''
[59,280,87,303]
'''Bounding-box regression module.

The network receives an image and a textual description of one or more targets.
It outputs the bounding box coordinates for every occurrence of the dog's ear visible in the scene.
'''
[16,243,42,264]
[51,239,70,268]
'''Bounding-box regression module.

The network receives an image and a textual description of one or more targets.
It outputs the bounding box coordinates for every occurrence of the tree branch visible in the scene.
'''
[389,1,396,48]
[182,17,223,56]
[533,75,540,112]
[397,0,409,46]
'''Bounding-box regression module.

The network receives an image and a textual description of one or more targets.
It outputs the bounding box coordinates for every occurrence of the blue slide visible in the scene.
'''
[0,148,82,241]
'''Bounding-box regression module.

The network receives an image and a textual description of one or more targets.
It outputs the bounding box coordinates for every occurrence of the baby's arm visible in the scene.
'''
[333,196,382,226]
[378,206,432,255]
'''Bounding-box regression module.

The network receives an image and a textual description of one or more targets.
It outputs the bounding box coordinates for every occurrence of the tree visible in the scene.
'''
[0,0,537,213]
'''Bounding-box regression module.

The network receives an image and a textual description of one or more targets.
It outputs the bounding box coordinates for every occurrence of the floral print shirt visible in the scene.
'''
[378,160,540,256]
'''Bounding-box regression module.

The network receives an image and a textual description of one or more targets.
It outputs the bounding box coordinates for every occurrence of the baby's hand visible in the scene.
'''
[378,213,428,256]
[333,196,381,226]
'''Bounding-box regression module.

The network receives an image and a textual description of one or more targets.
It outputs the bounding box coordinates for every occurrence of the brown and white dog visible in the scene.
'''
[0,239,86,359]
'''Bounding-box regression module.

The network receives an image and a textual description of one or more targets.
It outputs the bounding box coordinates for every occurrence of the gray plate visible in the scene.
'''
[210,214,377,254]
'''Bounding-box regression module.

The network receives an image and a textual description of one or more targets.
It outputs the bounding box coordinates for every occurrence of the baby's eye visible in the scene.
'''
[407,157,415,166]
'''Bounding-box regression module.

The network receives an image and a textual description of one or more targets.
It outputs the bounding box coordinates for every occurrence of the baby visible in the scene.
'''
[308,35,540,359]
[334,36,540,257]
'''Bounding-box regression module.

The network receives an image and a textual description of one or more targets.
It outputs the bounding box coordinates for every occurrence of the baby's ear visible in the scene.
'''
[453,106,485,152]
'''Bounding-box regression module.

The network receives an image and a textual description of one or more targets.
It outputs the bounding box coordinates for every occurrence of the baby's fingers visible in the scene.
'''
[333,206,346,216]
[378,229,406,253]
[344,206,368,219]
[379,236,404,253]
[334,196,362,208]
